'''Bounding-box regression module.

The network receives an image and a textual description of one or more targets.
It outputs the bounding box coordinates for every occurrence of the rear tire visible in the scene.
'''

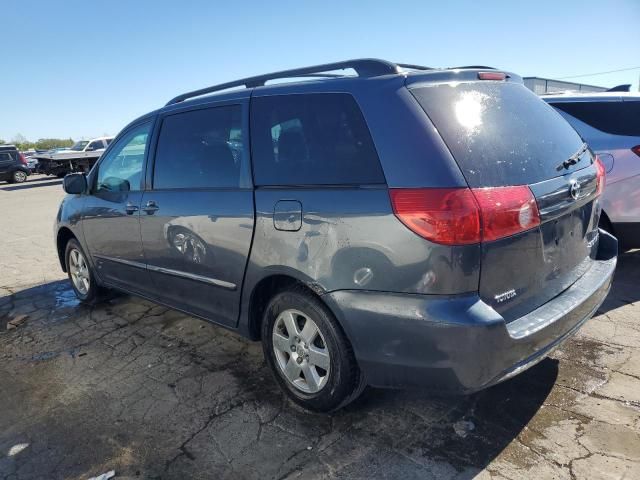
[12,170,27,183]
[262,286,365,412]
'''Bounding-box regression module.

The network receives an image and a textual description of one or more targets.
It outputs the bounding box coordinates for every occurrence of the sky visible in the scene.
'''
[1,0,639,142]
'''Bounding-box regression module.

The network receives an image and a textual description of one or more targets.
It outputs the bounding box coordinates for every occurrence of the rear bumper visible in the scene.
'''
[324,229,618,393]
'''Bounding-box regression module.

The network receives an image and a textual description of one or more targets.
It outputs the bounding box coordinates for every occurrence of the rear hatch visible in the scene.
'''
[409,77,602,321]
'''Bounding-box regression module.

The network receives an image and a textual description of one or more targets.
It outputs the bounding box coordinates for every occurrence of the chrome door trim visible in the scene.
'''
[93,254,147,270]
[93,254,237,291]
[146,264,237,290]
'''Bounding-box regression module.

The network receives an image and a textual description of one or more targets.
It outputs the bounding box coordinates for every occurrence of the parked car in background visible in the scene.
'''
[544,93,640,250]
[20,149,39,172]
[47,147,71,154]
[0,145,30,183]
[55,59,617,411]
[25,155,38,172]
[34,136,113,177]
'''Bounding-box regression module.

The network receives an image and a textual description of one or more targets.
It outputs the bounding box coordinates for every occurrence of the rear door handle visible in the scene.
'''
[142,200,159,215]
[125,203,139,215]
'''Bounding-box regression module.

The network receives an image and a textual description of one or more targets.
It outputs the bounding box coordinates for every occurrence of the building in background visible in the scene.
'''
[523,77,607,95]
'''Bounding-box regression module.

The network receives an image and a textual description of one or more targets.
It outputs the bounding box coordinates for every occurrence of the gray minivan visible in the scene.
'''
[55,59,617,411]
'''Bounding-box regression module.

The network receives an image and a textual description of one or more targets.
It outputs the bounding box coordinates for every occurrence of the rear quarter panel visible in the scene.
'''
[242,187,480,299]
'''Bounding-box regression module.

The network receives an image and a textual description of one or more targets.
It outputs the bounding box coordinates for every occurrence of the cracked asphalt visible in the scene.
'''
[1,177,639,480]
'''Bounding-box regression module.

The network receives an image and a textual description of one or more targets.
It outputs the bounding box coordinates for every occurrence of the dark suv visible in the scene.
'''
[55,59,617,411]
[0,145,30,183]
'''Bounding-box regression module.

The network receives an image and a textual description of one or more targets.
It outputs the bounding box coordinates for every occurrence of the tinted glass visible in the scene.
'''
[96,122,151,192]
[411,82,585,187]
[88,140,103,151]
[154,106,242,189]
[251,93,384,186]
[551,101,640,137]
[0,153,13,164]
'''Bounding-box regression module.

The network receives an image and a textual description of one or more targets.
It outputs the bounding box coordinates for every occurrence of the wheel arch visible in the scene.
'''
[244,270,343,344]
[56,227,77,272]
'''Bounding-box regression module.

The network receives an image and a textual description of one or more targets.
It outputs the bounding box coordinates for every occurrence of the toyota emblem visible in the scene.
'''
[569,179,581,200]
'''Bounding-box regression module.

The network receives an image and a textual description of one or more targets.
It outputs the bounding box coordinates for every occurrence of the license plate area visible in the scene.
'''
[540,200,598,283]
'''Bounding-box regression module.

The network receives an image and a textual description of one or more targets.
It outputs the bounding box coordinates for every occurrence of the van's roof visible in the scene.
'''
[163,58,521,108]
[124,59,523,133]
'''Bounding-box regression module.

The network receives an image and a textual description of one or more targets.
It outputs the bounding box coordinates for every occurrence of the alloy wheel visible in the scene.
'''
[272,309,330,393]
[69,248,90,295]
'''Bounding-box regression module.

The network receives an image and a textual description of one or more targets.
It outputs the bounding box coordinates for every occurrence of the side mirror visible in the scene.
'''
[63,173,87,194]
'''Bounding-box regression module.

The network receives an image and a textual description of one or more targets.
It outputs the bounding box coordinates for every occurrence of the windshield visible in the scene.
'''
[70,141,89,151]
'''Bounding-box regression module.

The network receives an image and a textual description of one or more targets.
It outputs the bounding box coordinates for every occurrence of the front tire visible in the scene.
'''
[262,287,365,412]
[65,239,101,303]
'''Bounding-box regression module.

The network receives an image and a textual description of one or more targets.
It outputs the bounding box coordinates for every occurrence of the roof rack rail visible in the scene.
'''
[166,58,399,106]
[396,63,433,71]
[450,65,497,70]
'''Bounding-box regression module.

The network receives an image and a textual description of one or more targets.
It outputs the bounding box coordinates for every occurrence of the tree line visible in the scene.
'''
[0,134,74,151]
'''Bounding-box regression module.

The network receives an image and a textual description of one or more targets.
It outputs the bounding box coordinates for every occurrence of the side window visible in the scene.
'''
[96,122,151,192]
[153,105,242,189]
[251,93,385,186]
[552,101,640,137]
[87,140,104,151]
[105,138,113,146]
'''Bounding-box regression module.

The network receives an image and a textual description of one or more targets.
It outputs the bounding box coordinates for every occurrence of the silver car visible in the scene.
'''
[544,93,640,250]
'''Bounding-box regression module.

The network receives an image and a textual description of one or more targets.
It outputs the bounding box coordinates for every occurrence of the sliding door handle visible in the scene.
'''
[125,203,139,215]
[142,200,159,214]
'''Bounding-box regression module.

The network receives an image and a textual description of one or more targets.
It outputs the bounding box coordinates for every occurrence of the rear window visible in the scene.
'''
[250,93,385,186]
[550,100,640,137]
[410,82,585,187]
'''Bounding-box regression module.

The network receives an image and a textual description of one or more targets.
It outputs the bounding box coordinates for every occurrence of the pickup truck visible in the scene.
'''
[35,137,113,177]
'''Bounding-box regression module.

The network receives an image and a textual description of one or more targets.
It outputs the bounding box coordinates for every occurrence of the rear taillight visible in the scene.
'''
[595,155,606,196]
[18,153,27,165]
[632,145,640,157]
[472,186,541,242]
[390,185,541,245]
[389,188,481,245]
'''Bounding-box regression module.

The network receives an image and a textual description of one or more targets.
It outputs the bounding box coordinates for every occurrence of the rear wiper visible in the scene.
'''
[557,143,588,171]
